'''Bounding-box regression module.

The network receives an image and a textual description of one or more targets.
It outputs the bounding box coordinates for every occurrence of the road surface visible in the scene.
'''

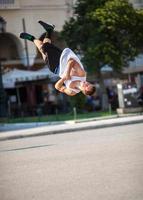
[0,123,143,200]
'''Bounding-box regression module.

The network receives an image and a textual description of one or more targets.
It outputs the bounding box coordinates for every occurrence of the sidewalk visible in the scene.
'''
[0,114,143,141]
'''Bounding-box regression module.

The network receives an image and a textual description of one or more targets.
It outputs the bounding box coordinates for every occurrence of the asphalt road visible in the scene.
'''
[0,123,143,200]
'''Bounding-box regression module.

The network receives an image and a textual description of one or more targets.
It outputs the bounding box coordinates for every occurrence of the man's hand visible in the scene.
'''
[54,77,76,96]
[55,77,66,92]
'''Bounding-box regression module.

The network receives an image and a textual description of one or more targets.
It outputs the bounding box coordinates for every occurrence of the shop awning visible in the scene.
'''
[2,66,56,88]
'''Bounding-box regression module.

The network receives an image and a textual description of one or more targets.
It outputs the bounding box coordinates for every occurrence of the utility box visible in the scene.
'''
[117,83,142,114]
[122,84,139,108]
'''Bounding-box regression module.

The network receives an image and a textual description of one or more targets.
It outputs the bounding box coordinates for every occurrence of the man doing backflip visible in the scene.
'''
[20,21,96,96]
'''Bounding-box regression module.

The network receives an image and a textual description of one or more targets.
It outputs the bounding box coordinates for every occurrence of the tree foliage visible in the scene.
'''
[61,0,143,73]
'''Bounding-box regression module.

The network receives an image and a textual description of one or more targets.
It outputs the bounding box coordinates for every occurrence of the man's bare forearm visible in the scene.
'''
[55,77,66,91]
[66,59,74,77]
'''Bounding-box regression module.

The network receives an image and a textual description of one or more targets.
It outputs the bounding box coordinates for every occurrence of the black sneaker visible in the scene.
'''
[38,20,55,31]
[20,32,35,42]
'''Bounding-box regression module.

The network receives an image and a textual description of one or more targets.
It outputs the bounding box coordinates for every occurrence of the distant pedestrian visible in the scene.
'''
[138,86,143,106]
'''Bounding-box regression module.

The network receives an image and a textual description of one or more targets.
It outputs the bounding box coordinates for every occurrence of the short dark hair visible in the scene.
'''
[84,86,96,96]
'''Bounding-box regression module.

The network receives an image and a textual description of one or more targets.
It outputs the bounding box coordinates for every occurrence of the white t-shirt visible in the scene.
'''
[58,48,86,93]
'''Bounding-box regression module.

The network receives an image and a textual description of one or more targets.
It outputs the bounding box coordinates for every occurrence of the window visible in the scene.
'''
[0,0,15,4]
[0,0,19,9]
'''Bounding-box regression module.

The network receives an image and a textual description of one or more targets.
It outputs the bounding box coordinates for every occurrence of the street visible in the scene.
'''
[0,123,143,200]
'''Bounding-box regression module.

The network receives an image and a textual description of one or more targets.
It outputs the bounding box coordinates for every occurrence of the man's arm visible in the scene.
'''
[54,77,76,96]
[67,59,86,77]
[64,58,86,79]
[55,77,66,93]
[64,59,74,80]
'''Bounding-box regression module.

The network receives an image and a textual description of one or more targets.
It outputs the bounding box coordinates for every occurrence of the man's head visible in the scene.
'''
[80,81,96,96]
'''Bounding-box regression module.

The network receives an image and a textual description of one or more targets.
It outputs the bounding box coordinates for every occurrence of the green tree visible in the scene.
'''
[61,0,143,74]
[69,93,86,113]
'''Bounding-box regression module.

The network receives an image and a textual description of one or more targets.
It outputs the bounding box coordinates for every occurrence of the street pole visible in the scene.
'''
[117,84,125,109]
[0,18,7,117]
[22,18,30,68]
[0,60,7,117]
[22,18,36,114]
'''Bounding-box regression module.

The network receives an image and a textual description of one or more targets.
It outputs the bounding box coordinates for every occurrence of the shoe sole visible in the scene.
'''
[38,20,55,30]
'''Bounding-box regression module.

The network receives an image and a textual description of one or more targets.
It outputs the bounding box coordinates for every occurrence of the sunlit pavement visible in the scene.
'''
[0,114,143,141]
[0,123,143,200]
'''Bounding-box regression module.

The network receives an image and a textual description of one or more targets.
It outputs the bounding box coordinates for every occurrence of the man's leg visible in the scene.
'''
[41,42,62,73]
[43,37,52,44]
[39,22,62,73]
[19,32,60,82]
[20,32,47,60]
[33,38,60,82]
[33,39,47,61]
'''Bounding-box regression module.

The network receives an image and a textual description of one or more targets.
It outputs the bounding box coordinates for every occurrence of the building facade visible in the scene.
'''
[129,0,143,9]
[127,0,143,88]
[0,0,143,117]
[0,0,76,117]
[0,0,75,68]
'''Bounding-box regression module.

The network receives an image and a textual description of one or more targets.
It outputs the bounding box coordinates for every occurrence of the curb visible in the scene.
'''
[0,120,74,132]
[0,113,139,132]
[0,115,143,141]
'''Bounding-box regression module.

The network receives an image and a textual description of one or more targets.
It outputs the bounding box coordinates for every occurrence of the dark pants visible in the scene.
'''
[42,42,62,73]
